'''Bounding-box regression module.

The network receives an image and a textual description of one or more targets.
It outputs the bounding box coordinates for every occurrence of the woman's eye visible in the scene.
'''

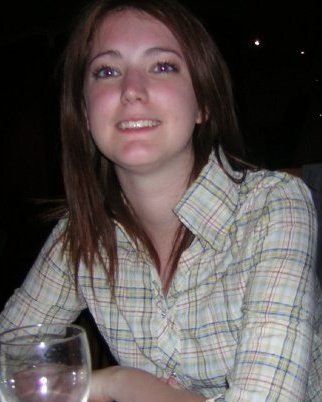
[93,66,119,79]
[152,62,178,74]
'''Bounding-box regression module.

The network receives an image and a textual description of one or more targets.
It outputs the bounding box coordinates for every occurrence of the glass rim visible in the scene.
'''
[0,323,86,346]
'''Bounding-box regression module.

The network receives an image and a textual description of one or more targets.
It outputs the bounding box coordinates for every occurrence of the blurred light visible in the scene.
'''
[37,342,46,351]
[300,50,305,55]
[39,376,48,395]
[254,39,261,46]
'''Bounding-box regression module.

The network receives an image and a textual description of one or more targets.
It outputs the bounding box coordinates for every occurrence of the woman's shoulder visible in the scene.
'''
[206,151,313,208]
[242,167,314,206]
[224,167,316,239]
[35,218,69,261]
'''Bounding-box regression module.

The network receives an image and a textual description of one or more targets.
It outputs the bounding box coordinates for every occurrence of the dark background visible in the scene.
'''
[1,0,321,310]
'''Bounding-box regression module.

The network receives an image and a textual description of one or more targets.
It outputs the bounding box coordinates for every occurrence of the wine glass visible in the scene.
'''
[0,323,91,402]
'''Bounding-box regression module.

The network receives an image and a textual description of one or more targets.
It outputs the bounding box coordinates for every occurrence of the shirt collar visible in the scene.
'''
[174,151,241,252]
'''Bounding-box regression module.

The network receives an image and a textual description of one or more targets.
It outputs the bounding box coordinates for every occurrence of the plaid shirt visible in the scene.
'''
[1,152,321,401]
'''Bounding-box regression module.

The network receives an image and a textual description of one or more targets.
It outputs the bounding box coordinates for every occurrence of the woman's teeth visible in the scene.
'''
[118,120,160,130]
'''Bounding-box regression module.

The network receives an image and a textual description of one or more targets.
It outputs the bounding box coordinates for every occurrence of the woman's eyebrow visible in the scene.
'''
[144,47,183,59]
[88,49,122,65]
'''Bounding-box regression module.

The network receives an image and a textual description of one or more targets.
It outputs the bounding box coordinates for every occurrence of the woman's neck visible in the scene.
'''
[121,170,188,233]
[116,153,194,230]
[115,153,194,272]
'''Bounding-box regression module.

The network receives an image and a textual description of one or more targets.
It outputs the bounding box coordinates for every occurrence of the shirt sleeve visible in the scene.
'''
[225,176,318,401]
[0,220,87,331]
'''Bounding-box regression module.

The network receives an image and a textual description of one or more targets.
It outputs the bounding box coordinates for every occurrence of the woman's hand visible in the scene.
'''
[88,366,204,402]
[88,366,119,402]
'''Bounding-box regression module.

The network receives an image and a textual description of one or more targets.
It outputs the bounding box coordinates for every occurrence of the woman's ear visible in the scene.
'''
[195,109,203,124]
[195,108,209,124]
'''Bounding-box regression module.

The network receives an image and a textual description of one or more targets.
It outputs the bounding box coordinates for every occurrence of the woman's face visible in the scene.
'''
[83,9,201,176]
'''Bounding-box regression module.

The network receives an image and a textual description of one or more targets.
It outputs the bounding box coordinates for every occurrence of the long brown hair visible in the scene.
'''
[59,0,249,290]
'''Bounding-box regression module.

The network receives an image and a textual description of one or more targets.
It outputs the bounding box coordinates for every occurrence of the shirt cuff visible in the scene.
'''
[204,395,224,402]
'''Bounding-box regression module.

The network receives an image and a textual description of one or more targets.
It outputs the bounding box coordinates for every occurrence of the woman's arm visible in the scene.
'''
[225,177,318,400]
[89,366,206,402]
[0,221,85,329]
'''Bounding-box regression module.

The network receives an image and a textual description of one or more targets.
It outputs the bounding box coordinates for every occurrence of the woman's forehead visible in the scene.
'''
[89,8,182,57]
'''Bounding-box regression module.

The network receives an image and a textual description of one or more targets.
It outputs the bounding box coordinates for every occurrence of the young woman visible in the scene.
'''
[1,0,321,401]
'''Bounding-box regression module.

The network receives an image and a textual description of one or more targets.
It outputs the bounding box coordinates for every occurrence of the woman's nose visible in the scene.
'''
[121,69,148,105]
